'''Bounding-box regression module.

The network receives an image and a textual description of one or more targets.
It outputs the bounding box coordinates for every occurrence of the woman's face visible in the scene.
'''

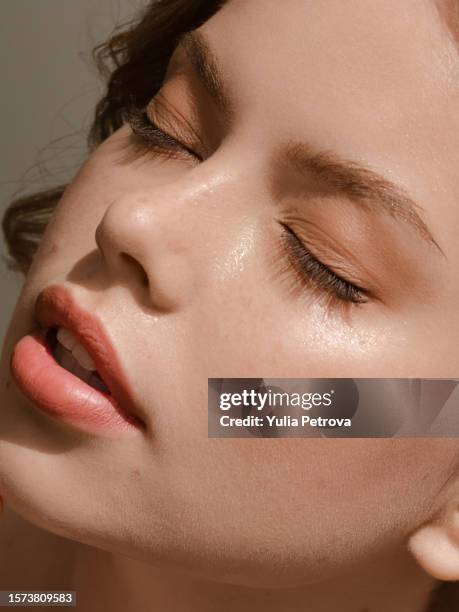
[1,0,459,588]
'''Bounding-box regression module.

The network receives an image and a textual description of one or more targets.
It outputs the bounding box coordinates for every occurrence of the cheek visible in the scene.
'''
[189,229,448,377]
[191,267,394,378]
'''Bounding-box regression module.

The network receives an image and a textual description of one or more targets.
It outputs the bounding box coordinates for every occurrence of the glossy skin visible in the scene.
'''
[1,0,459,610]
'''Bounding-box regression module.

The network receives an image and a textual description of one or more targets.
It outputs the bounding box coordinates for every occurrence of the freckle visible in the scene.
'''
[5,380,11,389]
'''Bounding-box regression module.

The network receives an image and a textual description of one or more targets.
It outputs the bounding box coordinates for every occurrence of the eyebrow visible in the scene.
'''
[178,30,234,119]
[177,31,442,255]
[280,142,443,254]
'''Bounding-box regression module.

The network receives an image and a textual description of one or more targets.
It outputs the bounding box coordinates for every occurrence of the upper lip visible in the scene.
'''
[34,283,146,429]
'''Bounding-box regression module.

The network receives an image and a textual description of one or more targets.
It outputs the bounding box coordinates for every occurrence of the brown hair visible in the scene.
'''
[1,0,222,275]
[1,1,458,608]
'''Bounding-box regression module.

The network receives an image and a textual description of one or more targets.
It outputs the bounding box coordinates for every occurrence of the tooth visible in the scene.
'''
[57,327,78,351]
[72,343,96,371]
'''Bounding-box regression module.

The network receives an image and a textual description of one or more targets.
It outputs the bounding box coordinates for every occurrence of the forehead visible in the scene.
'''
[202,0,457,138]
[200,0,459,251]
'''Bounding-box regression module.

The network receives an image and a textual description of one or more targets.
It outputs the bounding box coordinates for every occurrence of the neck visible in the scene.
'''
[71,543,437,612]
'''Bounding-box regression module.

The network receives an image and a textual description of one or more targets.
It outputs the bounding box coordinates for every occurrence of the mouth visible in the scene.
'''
[45,326,112,395]
[10,284,146,436]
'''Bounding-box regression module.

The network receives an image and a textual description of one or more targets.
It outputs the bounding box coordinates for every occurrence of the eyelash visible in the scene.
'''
[279,223,368,305]
[125,105,203,162]
[125,105,368,306]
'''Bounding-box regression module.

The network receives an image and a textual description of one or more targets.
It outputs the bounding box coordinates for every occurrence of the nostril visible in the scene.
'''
[120,252,149,288]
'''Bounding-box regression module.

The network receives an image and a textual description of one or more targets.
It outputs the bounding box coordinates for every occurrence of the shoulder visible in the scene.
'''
[0,504,76,589]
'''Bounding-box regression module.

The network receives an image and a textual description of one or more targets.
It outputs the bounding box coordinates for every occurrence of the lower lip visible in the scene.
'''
[10,330,141,435]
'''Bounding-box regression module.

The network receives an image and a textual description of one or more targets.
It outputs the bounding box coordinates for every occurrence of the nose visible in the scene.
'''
[95,187,198,311]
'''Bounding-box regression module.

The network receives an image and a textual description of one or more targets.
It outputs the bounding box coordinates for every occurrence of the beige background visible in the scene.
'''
[0,0,146,346]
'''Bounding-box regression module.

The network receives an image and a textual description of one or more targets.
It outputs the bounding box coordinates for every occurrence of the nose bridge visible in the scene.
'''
[94,161,252,311]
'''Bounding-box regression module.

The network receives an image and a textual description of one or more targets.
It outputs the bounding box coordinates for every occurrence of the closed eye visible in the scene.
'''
[124,105,203,162]
[279,222,369,305]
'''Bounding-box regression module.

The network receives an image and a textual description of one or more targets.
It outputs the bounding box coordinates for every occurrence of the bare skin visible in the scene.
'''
[0,507,439,612]
[1,1,459,610]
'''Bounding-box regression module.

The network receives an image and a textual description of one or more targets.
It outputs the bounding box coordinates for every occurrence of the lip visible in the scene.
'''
[10,284,146,435]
